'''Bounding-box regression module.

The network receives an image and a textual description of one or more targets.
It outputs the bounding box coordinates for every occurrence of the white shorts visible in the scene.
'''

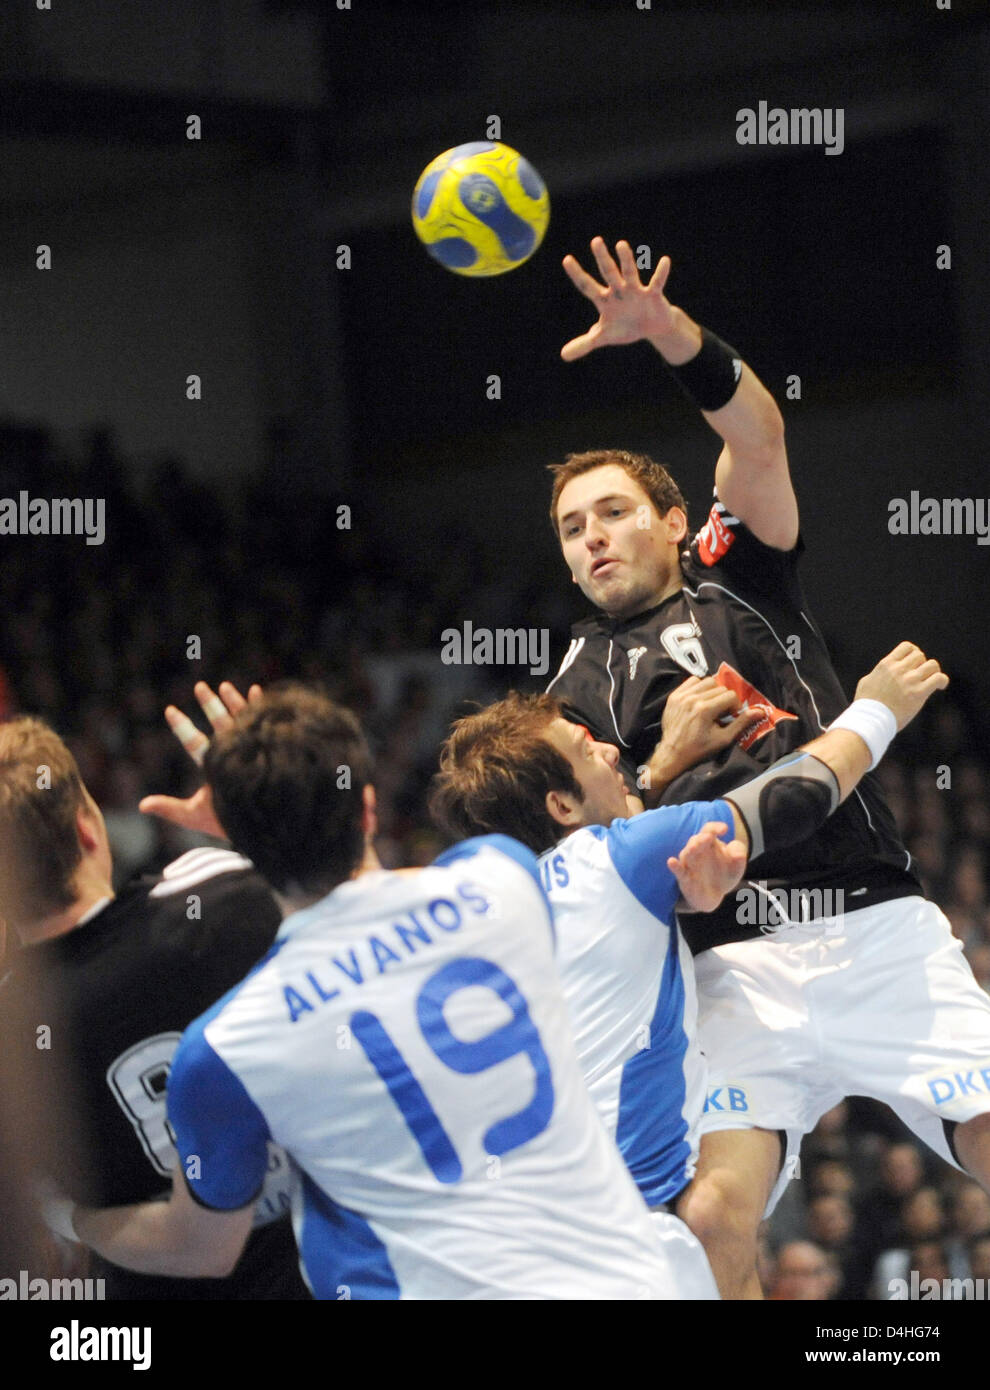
[650,1210,720,1300]
[694,896,990,1213]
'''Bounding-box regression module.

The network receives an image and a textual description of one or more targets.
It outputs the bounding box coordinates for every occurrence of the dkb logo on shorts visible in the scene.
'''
[704,1085,749,1113]
[925,1066,990,1106]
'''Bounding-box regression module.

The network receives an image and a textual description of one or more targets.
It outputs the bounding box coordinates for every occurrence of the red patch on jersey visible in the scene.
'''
[715,662,798,751]
[695,504,735,567]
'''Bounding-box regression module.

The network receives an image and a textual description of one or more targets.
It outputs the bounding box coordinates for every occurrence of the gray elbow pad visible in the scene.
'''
[727,752,840,861]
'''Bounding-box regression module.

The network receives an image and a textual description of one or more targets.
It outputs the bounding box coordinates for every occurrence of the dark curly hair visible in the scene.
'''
[204,685,372,897]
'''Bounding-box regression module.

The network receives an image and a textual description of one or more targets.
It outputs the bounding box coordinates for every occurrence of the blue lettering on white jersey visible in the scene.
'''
[166,836,679,1299]
[539,800,734,1206]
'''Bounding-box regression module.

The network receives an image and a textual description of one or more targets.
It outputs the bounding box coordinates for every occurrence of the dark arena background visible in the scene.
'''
[2,0,989,1356]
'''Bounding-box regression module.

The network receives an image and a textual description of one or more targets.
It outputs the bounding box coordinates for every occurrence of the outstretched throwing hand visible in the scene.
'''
[560,237,676,361]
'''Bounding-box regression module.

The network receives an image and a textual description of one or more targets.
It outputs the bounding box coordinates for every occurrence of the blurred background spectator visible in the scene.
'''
[768,1242,839,1302]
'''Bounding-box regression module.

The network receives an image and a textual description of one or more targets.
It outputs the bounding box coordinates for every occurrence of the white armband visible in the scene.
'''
[828,699,897,771]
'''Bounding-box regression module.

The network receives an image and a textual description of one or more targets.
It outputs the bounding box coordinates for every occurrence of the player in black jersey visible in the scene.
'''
[544,238,990,1298]
[0,697,310,1299]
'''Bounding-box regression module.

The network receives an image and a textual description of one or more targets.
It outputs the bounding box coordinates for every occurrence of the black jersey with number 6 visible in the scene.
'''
[547,495,921,954]
[6,847,311,1299]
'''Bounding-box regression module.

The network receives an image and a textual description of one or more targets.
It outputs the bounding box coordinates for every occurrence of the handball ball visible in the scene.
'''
[411,141,550,277]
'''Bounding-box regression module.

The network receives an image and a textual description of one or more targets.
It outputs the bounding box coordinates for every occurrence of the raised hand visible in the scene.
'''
[667,823,748,914]
[139,680,263,838]
[560,238,677,361]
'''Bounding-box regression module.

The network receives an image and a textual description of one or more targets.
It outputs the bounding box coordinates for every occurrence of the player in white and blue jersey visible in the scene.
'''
[65,686,694,1300]
[429,646,946,1291]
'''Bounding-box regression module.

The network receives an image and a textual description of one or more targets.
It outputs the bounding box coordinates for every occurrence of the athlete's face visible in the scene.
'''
[543,717,630,829]
[555,465,687,619]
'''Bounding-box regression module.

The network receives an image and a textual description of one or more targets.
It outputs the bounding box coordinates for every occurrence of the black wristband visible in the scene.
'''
[665,328,743,412]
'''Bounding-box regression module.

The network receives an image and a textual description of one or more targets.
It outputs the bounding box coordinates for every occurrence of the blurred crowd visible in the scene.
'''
[764,1112,990,1301]
[0,422,553,877]
[2,423,988,1300]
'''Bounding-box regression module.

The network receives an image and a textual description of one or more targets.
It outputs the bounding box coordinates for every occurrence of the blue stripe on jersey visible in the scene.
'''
[614,927,691,1207]
[297,1170,400,1300]
[435,833,540,888]
[604,800,736,922]
[168,1024,273,1209]
[434,834,554,943]
[167,943,290,1211]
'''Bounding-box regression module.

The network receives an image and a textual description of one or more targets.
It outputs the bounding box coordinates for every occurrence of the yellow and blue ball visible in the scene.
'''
[411,141,550,277]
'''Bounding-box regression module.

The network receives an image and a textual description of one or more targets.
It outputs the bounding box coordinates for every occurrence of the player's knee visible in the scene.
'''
[679,1166,764,1252]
